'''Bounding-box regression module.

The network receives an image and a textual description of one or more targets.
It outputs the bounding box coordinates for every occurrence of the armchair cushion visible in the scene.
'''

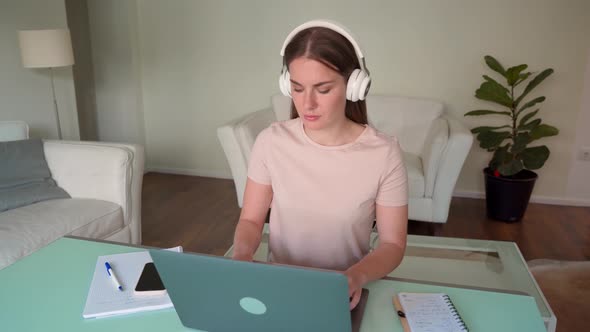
[366,95,443,155]
[421,119,448,197]
[0,139,69,212]
[271,94,443,156]
[272,94,292,121]
[403,152,425,198]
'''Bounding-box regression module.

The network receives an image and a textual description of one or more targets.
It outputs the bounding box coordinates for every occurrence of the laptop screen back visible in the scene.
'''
[149,249,352,332]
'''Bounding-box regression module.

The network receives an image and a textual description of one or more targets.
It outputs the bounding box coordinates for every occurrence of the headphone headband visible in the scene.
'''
[278,19,371,101]
[279,20,366,72]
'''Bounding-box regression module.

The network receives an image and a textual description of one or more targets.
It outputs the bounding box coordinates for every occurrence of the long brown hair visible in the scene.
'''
[283,27,368,124]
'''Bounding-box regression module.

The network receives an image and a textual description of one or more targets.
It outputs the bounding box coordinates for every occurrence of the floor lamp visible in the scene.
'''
[18,29,75,139]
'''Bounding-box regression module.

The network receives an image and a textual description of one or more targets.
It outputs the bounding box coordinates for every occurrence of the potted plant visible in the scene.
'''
[465,55,558,222]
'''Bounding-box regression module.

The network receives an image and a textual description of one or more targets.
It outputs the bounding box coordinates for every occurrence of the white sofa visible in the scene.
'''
[217,94,473,223]
[0,121,144,270]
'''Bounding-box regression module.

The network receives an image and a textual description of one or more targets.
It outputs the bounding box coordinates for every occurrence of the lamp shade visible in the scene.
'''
[18,29,74,68]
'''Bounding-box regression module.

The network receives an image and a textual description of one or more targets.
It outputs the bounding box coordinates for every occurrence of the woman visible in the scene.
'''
[232,20,408,310]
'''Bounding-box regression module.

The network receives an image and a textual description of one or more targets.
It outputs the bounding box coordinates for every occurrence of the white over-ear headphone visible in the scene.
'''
[279,20,371,102]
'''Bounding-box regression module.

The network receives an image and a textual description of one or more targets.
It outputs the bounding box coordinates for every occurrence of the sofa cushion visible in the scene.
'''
[0,198,124,270]
[403,152,425,198]
[0,138,69,212]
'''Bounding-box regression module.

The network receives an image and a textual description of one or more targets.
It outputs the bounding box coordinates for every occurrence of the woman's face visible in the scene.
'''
[288,57,347,131]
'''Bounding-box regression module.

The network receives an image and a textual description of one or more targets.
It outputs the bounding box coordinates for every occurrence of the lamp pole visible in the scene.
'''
[49,67,62,139]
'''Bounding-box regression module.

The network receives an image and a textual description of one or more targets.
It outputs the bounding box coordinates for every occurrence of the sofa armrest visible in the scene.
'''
[217,108,276,207]
[431,113,473,222]
[420,118,449,197]
[0,121,29,142]
[43,140,145,244]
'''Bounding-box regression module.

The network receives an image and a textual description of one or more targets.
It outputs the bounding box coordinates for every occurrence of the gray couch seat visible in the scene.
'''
[0,198,123,270]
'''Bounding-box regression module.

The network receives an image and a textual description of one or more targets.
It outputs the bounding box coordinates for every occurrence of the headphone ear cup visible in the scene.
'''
[347,69,361,101]
[279,67,292,97]
[352,70,367,102]
[358,72,371,101]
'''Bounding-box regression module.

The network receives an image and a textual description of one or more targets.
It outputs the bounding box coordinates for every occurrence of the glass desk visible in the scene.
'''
[0,235,550,332]
[224,225,556,332]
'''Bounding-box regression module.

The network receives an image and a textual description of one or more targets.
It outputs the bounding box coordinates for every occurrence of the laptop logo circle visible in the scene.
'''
[239,297,267,315]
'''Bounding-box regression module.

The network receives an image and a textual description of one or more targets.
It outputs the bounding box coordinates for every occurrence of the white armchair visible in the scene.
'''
[218,94,472,223]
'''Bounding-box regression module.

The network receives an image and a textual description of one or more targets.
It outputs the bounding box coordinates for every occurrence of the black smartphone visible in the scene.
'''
[134,262,166,295]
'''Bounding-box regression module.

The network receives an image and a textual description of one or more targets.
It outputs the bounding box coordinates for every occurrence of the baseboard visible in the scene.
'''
[453,190,590,207]
[146,166,232,180]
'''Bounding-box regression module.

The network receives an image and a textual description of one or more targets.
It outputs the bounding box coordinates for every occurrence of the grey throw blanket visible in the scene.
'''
[0,138,70,212]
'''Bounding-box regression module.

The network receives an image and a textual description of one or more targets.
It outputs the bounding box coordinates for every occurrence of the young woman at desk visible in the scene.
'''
[232,20,408,310]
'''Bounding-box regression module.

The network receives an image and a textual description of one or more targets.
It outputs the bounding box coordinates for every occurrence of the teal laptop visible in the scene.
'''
[149,249,352,332]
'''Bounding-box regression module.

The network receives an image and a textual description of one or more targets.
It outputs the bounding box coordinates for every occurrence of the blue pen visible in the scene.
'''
[105,262,123,291]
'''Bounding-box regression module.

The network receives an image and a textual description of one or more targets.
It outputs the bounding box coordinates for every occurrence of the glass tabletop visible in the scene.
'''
[224,225,555,330]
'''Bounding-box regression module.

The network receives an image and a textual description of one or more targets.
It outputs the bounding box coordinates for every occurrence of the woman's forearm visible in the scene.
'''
[347,242,405,285]
[232,219,264,260]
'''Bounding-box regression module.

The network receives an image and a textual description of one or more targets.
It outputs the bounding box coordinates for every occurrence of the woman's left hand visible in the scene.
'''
[344,268,365,310]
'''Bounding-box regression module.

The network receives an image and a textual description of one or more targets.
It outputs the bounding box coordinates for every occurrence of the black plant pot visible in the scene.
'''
[483,167,538,223]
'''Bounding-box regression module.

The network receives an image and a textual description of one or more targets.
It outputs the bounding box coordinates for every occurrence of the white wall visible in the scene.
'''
[89,0,590,204]
[0,0,79,140]
[87,0,145,146]
[566,50,590,202]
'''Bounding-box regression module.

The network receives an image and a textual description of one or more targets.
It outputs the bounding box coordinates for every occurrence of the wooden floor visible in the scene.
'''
[142,172,590,261]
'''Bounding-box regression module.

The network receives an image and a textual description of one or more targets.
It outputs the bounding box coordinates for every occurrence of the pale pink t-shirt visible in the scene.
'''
[247,118,408,271]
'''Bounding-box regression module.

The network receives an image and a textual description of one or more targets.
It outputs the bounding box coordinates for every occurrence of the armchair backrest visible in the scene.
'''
[271,94,443,155]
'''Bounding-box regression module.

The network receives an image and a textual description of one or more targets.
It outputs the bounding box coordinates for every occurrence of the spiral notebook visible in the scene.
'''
[393,292,468,332]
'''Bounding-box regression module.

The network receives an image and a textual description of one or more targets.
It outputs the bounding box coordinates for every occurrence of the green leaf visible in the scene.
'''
[506,64,528,86]
[498,159,524,176]
[470,125,511,134]
[465,110,512,116]
[518,119,541,131]
[490,145,524,176]
[511,133,532,154]
[515,68,554,106]
[530,124,559,140]
[518,109,539,127]
[489,144,510,170]
[514,72,532,87]
[521,146,550,169]
[477,131,511,149]
[483,75,510,92]
[475,81,513,108]
[484,55,506,77]
[517,96,545,115]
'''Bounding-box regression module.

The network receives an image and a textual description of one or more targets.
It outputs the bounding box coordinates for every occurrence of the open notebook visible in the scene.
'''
[394,293,468,332]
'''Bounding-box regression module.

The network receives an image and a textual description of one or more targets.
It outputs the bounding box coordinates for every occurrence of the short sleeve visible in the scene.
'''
[247,129,272,185]
[376,140,408,206]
